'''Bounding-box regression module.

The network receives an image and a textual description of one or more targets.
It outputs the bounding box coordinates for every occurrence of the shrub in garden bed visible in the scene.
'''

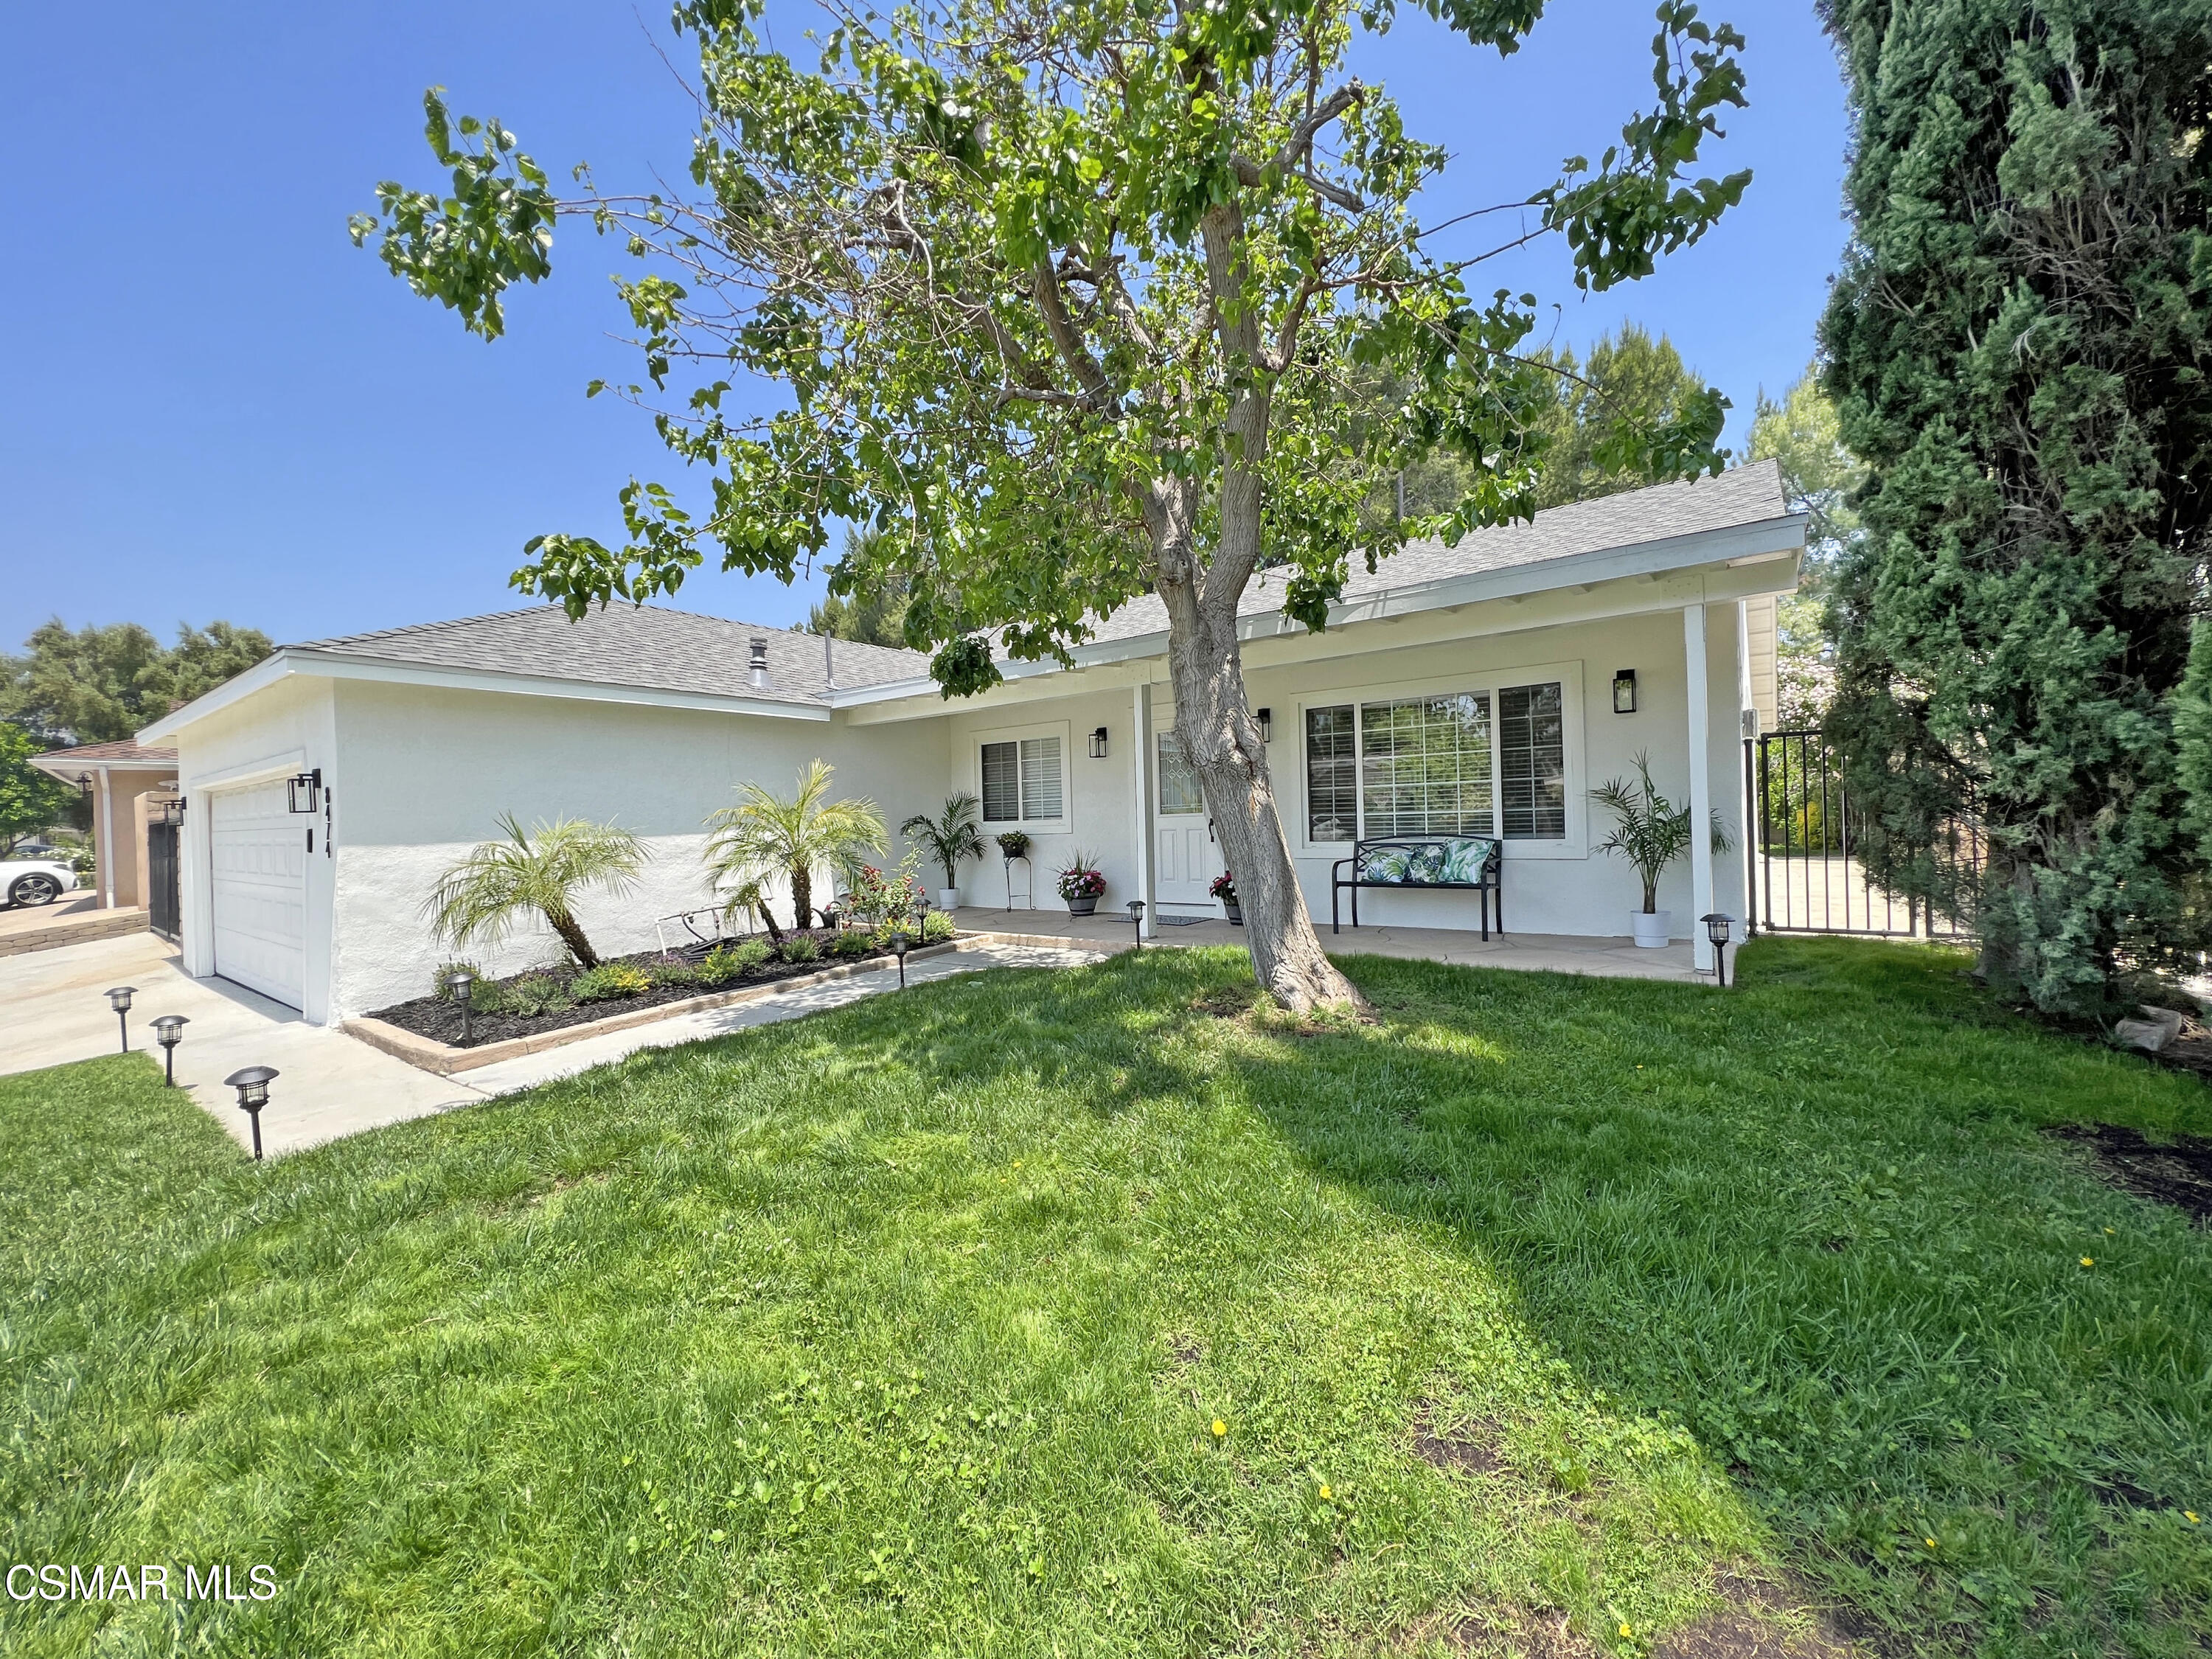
[366,925,957,1046]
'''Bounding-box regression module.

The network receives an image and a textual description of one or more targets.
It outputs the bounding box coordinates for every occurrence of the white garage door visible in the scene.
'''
[209,781,306,1008]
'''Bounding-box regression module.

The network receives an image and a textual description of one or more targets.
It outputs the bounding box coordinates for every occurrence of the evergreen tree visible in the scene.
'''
[807,529,912,648]
[1818,0,2212,1012]
[0,619,274,745]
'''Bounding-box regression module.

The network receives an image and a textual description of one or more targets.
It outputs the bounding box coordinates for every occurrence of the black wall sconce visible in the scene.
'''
[1088,727,1110,759]
[1255,708,1273,742]
[76,771,94,799]
[287,768,322,814]
[1612,669,1638,714]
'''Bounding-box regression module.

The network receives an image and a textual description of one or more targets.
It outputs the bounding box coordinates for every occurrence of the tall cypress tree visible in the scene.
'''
[1819,0,2212,1012]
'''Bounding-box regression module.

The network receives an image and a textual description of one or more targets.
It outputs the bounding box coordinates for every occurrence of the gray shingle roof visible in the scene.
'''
[1079,459,1792,647]
[282,464,1791,705]
[290,605,928,706]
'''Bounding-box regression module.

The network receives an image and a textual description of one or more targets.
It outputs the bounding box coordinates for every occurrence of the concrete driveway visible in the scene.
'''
[2,932,1096,1157]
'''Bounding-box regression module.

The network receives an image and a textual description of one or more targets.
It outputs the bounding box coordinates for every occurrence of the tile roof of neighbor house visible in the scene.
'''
[27,740,178,768]
[279,461,1792,703]
[288,606,931,706]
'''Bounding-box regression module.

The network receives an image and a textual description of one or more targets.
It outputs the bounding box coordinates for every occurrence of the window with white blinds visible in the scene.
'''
[1302,677,1569,844]
[980,735,1064,824]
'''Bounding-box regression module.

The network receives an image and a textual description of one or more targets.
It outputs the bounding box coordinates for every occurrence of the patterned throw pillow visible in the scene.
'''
[1439,838,1496,884]
[1403,843,1447,883]
[1363,847,1413,884]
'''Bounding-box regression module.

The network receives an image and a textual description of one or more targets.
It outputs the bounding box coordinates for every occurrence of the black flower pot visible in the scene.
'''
[1066,894,1099,917]
[1222,901,1242,925]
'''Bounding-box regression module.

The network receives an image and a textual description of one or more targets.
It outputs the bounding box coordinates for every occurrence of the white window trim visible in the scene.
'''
[1293,660,1587,860]
[972,718,1074,833]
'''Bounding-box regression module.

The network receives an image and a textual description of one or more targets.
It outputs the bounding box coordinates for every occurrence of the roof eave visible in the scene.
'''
[829,509,1809,709]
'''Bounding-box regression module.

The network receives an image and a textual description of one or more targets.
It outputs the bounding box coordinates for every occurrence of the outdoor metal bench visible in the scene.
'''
[1329,836,1503,938]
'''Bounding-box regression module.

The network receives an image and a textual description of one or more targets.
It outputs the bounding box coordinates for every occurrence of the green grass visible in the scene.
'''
[4,938,2211,1657]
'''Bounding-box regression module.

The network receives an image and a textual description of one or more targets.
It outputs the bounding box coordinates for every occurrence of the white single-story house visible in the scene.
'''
[139,461,1804,1023]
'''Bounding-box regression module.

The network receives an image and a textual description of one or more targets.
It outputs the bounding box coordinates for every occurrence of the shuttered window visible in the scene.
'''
[1498,681,1566,838]
[1304,706,1357,841]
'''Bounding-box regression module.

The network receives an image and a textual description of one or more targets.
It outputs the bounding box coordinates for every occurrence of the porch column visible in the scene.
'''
[97,769,116,908]
[1684,603,1714,973]
[1131,681,1157,939]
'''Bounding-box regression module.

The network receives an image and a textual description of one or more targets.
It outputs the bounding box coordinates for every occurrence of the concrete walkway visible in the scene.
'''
[0,932,1098,1157]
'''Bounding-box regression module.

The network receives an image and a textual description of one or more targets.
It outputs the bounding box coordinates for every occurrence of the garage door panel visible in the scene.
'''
[211,782,305,1009]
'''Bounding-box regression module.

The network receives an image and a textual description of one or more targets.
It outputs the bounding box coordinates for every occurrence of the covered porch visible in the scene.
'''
[951,906,1707,984]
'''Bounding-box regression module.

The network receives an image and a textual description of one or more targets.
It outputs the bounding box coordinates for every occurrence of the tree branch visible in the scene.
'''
[1029,260,1121,411]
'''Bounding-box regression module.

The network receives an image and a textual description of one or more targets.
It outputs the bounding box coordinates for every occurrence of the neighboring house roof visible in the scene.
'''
[27,740,179,773]
[287,606,929,706]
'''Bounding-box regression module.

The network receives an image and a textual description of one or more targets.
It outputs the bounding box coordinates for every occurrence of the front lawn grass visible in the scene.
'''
[3,938,2209,1657]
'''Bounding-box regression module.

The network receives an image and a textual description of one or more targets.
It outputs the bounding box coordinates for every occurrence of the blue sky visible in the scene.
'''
[0,1,1848,653]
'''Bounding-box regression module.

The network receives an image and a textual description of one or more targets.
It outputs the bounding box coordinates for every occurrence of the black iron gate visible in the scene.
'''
[1745,728,1980,939]
[147,815,181,943]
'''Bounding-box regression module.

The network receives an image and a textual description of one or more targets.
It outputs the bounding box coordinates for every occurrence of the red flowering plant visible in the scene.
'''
[1208,872,1237,903]
[1055,851,1107,902]
[844,849,925,930]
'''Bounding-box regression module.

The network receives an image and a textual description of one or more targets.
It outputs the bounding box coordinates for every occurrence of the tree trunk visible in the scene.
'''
[545,905,599,970]
[1136,203,1368,1016]
[790,864,813,932]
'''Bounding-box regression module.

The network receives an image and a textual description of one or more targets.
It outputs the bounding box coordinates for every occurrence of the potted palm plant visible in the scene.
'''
[900,792,985,913]
[1055,849,1107,917]
[703,759,887,933]
[424,813,649,969]
[1590,753,1734,948]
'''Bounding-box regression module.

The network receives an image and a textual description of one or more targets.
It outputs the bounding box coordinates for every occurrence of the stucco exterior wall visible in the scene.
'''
[326,681,950,1018]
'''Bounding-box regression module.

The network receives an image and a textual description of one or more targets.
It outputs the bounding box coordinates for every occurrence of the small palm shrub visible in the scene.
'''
[899,793,984,894]
[1590,752,1735,914]
[571,961,653,1002]
[425,814,648,969]
[704,759,887,933]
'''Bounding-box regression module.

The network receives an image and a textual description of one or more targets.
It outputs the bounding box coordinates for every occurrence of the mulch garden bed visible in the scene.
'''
[364,931,933,1048]
[2044,1121,2212,1225]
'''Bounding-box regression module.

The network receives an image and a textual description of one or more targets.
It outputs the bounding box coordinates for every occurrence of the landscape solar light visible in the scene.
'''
[223,1065,278,1161]
[1700,912,1736,988]
[888,929,912,989]
[105,985,137,1052]
[1126,898,1145,947]
[446,966,478,1046]
[150,1014,188,1086]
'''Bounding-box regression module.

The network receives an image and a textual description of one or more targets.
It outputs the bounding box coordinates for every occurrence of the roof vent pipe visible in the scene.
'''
[749,636,769,690]
[824,630,835,691]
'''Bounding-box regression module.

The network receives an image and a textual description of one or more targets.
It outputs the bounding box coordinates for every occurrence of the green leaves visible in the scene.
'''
[349,88,558,341]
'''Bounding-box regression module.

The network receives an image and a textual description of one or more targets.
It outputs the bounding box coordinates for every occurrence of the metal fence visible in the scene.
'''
[1745,729,1982,940]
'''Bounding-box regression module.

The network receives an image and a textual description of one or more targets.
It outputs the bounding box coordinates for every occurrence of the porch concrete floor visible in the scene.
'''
[953,907,1707,983]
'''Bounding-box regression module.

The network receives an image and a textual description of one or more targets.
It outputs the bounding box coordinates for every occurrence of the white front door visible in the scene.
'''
[1153,731,1217,910]
[209,781,307,1008]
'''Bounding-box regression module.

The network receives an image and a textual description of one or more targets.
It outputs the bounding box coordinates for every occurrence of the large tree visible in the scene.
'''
[1819,0,2212,1012]
[0,723,77,856]
[1,619,274,746]
[353,0,1747,1010]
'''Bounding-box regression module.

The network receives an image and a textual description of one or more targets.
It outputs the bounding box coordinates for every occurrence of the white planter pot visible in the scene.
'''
[1630,909,1672,949]
[938,888,960,914]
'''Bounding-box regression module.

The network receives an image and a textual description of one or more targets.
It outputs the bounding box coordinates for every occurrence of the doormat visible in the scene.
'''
[1154,914,1212,927]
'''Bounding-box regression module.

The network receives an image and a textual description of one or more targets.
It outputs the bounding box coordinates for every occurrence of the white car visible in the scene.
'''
[1,858,77,908]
